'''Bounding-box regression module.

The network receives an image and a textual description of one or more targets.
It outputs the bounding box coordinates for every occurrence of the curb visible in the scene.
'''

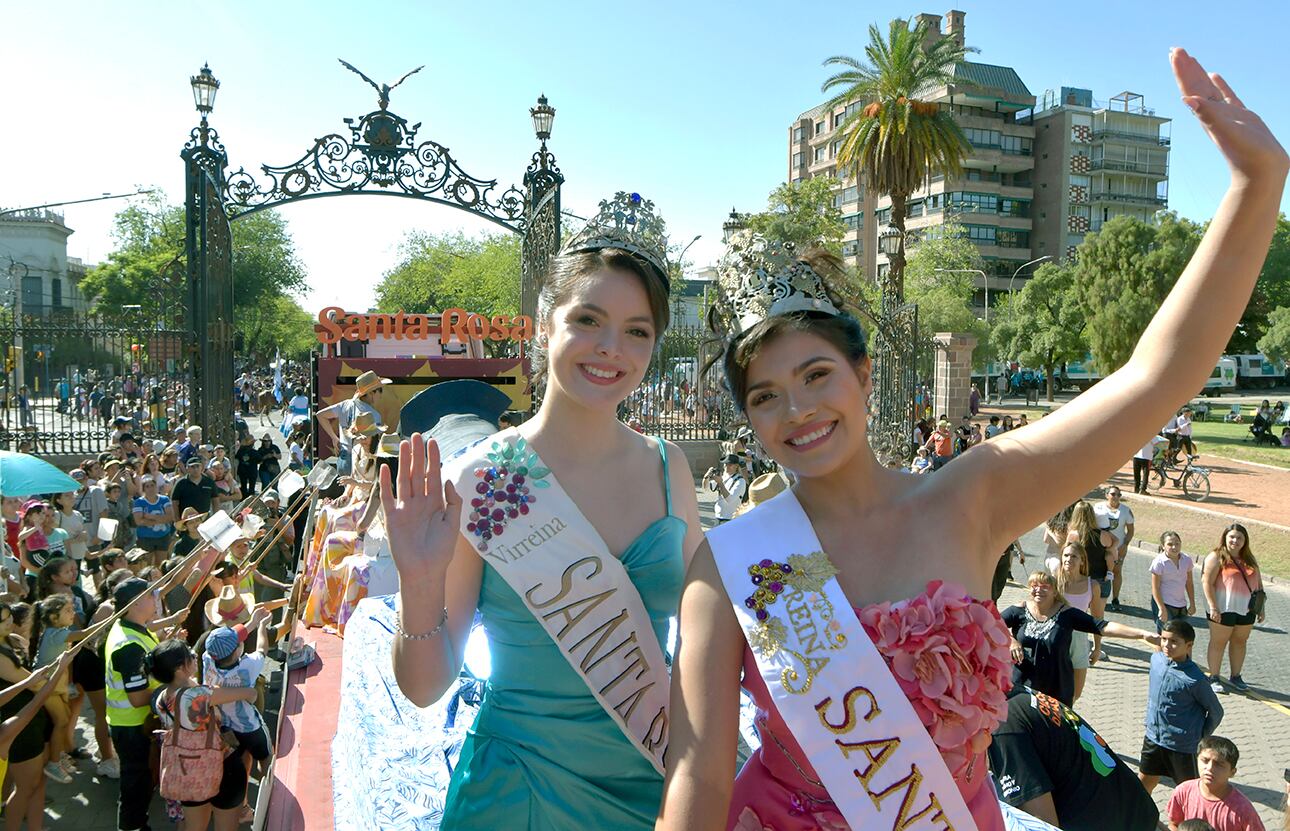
[1116,489,1290,538]
[1203,454,1290,474]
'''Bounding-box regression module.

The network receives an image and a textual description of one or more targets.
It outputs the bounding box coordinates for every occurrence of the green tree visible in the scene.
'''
[902,222,989,373]
[82,199,313,361]
[1257,305,1290,364]
[373,231,521,355]
[1230,214,1290,353]
[1070,212,1202,373]
[743,178,846,254]
[991,262,1087,400]
[823,18,972,299]
[236,294,316,364]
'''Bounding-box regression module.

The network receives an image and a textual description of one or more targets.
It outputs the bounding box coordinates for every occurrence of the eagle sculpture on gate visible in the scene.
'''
[338,59,425,111]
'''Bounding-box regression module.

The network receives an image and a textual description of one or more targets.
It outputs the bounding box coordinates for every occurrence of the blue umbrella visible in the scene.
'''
[0,451,80,498]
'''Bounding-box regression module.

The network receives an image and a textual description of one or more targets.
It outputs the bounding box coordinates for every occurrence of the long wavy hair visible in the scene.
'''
[1054,542,1089,597]
[1213,523,1258,570]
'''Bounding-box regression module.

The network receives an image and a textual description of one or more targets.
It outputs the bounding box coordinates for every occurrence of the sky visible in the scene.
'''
[3,0,1288,313]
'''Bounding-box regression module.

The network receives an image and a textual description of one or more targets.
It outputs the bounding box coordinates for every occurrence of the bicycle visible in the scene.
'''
[1150,451,1212,501]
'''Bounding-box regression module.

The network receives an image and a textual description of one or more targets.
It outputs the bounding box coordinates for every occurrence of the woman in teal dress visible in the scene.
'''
[383,194,704,830]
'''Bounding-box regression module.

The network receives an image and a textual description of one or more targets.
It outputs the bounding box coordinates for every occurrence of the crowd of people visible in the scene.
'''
[0,408,311,830]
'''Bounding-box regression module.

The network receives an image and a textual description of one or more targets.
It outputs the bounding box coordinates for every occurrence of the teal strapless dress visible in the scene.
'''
[441,440,685,831]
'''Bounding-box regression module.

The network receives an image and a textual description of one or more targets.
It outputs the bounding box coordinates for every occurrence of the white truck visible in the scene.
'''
[1233,353,1287,389]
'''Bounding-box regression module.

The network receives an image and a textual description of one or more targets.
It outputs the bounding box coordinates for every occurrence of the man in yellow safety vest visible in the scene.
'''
[104,577,162,830]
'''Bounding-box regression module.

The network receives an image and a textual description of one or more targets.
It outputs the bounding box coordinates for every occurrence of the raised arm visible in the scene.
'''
[953,49,1288,555]
[384,434,481,707]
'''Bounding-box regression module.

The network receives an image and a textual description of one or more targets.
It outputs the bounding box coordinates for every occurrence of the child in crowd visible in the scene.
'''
[1151,531,1196,633]
[1140,619,1224,794]
[1167,736,1265,831]
[33,595,91,783]
[202,610,274,778]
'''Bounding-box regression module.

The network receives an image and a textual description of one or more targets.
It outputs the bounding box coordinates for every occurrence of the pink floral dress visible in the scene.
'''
[728,581,1013,831]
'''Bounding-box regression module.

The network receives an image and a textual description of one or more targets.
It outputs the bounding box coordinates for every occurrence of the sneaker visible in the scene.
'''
[1229,675,1250,692]
[1210,676,1224,694]
[43,762,72,784]
[68,747,92,761]
[96,757,120,779]
[1109,599,1121,611]
[59,754,78,775]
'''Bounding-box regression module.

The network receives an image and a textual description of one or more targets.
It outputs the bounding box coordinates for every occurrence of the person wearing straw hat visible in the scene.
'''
[316,370,391,477]
[734,471,789,518]
[226,517,292,601]
[383,194,706,831]
[204,584,255,629]
[170,507,206,561]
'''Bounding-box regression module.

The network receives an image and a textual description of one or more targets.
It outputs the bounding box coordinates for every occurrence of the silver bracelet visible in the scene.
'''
[396,606,448,641]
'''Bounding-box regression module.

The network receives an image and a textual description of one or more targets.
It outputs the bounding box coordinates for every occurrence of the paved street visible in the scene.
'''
[42,486,1290,829]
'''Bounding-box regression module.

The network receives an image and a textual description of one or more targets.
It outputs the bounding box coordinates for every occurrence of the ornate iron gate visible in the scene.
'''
[623,324,733,441]
[870,298,919,463]
[183,120,236,448]
[0,264,192,456]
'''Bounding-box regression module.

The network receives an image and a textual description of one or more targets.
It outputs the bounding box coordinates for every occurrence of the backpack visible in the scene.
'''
[155,688,230,802]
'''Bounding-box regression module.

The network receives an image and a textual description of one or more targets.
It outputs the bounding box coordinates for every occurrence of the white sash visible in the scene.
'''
[441,428,670,774]
[709,489,978,831]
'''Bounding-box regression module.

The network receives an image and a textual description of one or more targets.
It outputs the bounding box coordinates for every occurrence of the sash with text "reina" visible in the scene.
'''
[441,429,670,775]
[708,489,978,831]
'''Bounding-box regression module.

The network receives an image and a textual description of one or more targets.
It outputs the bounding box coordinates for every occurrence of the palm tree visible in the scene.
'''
[823,18,973,301]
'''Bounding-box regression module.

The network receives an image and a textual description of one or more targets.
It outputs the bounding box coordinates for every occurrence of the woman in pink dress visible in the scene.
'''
[657,49,1286,831]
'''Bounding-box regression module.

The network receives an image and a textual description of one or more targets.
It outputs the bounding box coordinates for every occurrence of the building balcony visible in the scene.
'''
[1090,159,1168,177]
[1092,128,1170,146]
[1088,191,1168,207]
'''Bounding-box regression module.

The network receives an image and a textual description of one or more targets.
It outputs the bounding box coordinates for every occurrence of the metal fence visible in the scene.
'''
[620,324,736,442]
[0,309,193,456]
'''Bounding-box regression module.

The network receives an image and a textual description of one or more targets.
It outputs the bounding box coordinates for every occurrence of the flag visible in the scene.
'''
[273,350,284,404]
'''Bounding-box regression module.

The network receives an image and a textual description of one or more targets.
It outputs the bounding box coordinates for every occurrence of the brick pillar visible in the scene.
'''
[932,333,978,422]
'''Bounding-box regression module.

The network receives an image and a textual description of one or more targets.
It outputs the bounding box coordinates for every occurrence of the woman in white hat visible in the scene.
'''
[316,371,391,476]
[384,193,705,830]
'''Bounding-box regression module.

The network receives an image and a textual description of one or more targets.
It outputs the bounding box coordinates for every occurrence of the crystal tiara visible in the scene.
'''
[560,191,670,289]
[717,230,842,333]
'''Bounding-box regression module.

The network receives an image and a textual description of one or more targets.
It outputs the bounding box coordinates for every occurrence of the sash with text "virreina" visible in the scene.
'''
[442,429,670,775]
[708,488,978,831]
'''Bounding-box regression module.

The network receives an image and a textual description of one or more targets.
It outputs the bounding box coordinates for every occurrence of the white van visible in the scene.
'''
[1200,357,1238,396]
[1233,353,1286,389]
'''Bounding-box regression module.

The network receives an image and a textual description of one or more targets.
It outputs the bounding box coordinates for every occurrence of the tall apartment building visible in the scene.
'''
[788,10,1037,312]
[1030,88,1170,262]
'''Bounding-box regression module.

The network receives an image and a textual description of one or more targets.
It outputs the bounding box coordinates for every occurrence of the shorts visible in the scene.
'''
[1098,577,1113,599]
[1151,599,1189,633]
[234,722,272,761]
[137,534,173,553]
[1139,737,1198,784]
[71,646,106,692]
[1218,610,1257,627]
[1069,630,1091,669]
[181,745,248,810]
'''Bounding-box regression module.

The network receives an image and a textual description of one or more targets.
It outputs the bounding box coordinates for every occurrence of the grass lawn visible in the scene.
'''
[1113,495,1290,582]
[1189,411,1290,469]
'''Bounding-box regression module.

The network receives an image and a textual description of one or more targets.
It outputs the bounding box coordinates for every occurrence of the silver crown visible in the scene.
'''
[561,192,670,287]
[718,230,841,333]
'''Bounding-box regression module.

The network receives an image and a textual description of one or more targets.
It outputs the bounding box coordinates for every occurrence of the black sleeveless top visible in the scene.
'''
[1084,529,1110,580]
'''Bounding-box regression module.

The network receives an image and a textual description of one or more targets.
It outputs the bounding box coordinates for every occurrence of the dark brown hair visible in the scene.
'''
[1213,523,1258,570]
[533,248,670,387]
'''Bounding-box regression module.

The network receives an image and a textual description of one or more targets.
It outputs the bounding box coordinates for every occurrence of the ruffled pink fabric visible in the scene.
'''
[856,580,1013,778]
[729,581,1012,831]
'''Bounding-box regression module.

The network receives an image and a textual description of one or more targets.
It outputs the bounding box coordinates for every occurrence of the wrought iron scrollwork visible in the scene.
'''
[869,298,919,465]
[223,108,527,230]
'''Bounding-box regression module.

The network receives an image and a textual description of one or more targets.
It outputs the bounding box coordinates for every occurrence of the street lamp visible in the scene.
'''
[190,63,219,116]
[878,222,902,257]
[673,235,702,325]
[722,208,744,243]
[530,94,555,143]
[1007,255,1051,297]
